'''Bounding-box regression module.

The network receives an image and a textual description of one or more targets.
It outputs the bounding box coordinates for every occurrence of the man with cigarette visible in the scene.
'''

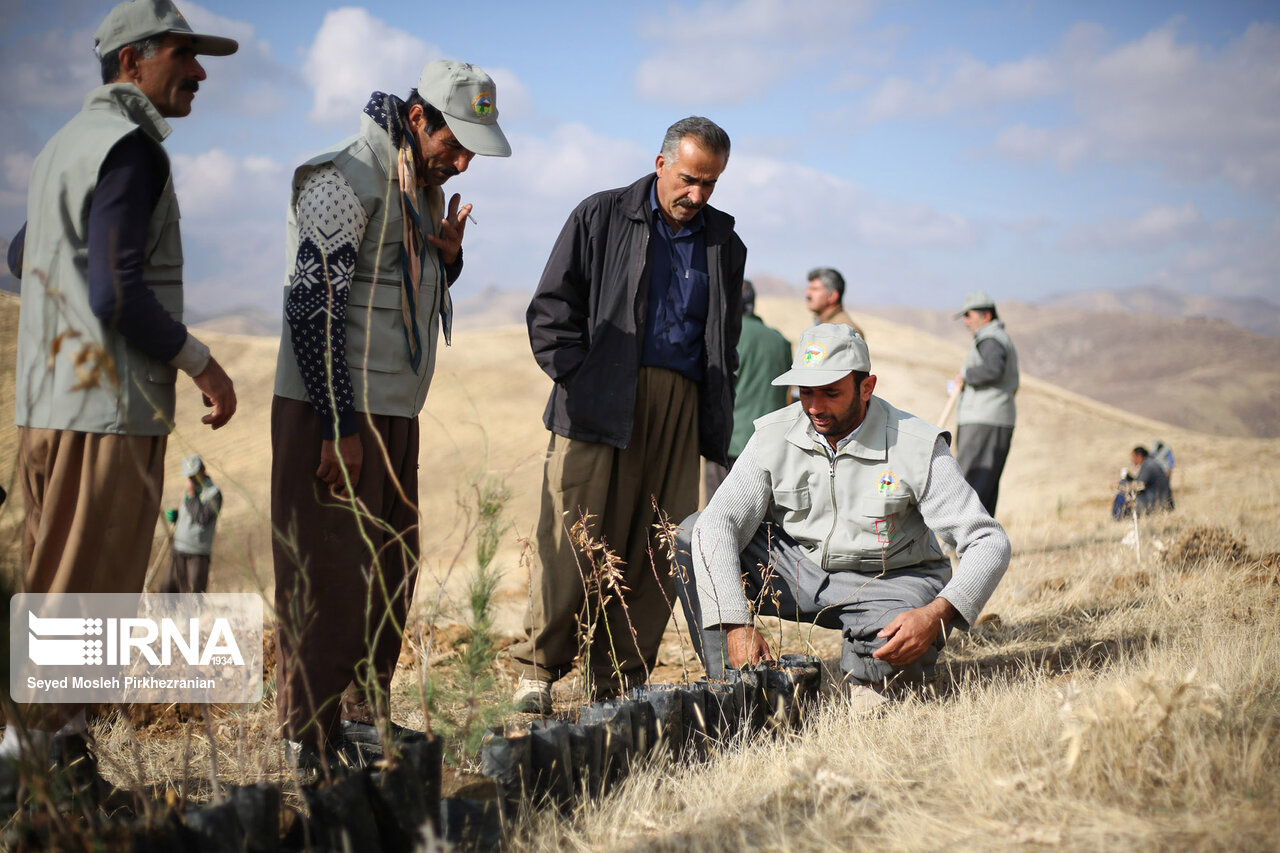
[271,59,510,771]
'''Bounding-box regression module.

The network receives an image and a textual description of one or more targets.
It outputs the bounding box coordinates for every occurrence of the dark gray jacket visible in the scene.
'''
[528,174,747,466]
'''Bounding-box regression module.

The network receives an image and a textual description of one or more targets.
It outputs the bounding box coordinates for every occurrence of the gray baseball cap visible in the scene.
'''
[95,0,239,57]
[181,454,204,477]
[772,324,870,387]
[954,290,996,318]
[417,60,512,157]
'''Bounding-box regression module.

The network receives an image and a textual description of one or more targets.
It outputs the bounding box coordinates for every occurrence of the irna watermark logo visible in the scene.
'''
[10,593,262,703]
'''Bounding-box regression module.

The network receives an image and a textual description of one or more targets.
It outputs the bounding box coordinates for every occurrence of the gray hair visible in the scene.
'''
[661,116,731,164]
[807,267,846,300]
[100,35,164,84]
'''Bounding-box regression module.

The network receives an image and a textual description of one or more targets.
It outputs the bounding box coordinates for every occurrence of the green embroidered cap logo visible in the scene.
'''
[472,92,494,120]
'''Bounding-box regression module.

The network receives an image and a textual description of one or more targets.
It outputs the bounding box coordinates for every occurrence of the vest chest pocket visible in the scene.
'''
[346,280,411,374]
[771,485,812,524]
[145,184,183,274]
[854,494,911,519]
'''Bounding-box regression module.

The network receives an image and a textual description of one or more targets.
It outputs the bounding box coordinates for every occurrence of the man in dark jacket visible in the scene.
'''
[511,116,747,711]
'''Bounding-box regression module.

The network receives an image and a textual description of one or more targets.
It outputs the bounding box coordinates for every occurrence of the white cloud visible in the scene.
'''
[171,149,287,217]
[1062,203,1204,252]
[633,0,879,104]
[850,19,1280,198]
[718,153,977,252]
[1062,22,1280,196]
[303,8,441,124]
[1,24,100,111]
[865,55,1059,121]
[170,149,291,310]
[0,153,35,208]
[993,124,1091,170]
[180,1,300,117]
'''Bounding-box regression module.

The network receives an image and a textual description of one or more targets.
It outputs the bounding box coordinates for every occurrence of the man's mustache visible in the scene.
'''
[181,80,200,93]
[675,199,702,210]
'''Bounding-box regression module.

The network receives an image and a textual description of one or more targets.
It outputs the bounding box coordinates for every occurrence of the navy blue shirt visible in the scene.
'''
[641,181,709,381]
[8,131,188,363]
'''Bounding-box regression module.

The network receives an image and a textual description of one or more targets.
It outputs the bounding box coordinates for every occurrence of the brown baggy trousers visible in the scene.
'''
[510,367,700,690]
[270,396,420,747]
[13,427,165,728]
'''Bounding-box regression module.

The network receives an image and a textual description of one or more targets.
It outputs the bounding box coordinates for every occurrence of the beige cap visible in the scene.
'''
[417,60,511,157]
[95,0,239,57]
[954,290,996,318]
[772,324,871,387]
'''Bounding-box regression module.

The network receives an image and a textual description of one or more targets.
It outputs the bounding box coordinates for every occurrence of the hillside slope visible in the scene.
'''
[1,293,1277,616]
[865,300,1280,438]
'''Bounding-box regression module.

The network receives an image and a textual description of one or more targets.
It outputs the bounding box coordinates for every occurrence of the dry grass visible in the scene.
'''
[506,516,1280,851]
[3,293,1279,848]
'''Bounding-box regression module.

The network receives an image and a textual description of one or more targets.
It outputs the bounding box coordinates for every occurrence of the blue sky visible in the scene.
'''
[2,0,1277,318]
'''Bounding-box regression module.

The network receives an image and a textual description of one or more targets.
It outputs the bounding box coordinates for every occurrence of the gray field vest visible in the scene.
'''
[273,115,446,418]
[15,84,182,435]
[752,397,948,573]
[173,480,221,556]
[957,319,1018,428]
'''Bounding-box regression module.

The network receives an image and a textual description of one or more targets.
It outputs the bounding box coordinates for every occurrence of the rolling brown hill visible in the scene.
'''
[2,290,1278,630]
[864,300,1280,439]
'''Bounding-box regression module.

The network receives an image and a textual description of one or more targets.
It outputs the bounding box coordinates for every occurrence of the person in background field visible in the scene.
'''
[675,324,1010,713]
[158,454,222,594]
[271,58,510,773]
[1,0,238,808]
[953,291,1019,516]
[511,116,747,713]
[1112,445,1174,520]
[805,267,866,339]
[704,279,792,499]
[1149,437,1175,481]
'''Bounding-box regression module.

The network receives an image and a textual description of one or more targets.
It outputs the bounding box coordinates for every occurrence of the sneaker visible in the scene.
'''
[339,718,425,747]
[512,677,553,714]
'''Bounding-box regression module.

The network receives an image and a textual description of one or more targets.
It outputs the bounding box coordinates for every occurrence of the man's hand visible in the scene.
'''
[425,193,470,266]
[724,624,774,669]
[317,433,363,497]
[191,357,236,429]
[873,598,957,667]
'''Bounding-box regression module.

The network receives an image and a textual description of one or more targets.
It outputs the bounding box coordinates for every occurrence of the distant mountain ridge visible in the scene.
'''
[1038,286,1280,338]
[862,300,1280,439]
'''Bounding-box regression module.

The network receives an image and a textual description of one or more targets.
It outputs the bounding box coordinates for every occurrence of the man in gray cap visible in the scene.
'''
[673,324,1009,710]
[158,454,222,594]
[952,291,1019,516]
[2,0,237,798]
[270,59,510,771]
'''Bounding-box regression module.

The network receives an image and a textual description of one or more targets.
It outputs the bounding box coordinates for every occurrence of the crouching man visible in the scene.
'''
[674,324,1010,709]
